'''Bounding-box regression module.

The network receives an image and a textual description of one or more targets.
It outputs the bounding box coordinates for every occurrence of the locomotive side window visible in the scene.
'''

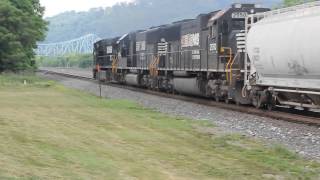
[209,26,213,38]
[121,47,127,57]
[210,20,218,38]
[222,20,229,34]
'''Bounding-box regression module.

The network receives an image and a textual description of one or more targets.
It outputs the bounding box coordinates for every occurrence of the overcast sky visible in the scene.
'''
[40,0,134,17]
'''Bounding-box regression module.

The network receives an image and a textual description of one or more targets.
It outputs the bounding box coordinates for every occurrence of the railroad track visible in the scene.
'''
[39,69,320,127]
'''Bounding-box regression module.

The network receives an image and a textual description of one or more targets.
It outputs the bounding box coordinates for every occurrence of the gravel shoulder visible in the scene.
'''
[40,72,320,161]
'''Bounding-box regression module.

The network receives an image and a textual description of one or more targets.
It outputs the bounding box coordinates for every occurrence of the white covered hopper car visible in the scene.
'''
[245,1,320,110]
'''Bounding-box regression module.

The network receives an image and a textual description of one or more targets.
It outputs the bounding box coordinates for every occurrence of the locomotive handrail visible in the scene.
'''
[128,49,207,57]
[221,47,233,83]
[229,52,239,85]
[111,56,119,74]
[95,49,207,59]
[149,55,160,77]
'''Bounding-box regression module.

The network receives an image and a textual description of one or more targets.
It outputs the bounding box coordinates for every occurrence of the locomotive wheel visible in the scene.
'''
[289,106,296,110]
[93,72,97,79]
[303,107,310,111]
[253,97,262,109]
[267,104,274,111]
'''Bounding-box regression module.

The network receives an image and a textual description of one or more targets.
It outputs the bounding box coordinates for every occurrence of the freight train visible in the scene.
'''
[93,2,320,110]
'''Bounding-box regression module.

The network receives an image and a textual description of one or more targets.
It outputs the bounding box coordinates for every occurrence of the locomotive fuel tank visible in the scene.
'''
[125,74,140,86]
[247,6,320,91]
[173,78,203,96]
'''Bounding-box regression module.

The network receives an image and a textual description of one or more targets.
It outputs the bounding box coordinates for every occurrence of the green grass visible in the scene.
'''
[0,74,319,179]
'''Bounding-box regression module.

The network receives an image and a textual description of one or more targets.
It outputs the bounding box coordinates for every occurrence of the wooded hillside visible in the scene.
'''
[44,0,281,43]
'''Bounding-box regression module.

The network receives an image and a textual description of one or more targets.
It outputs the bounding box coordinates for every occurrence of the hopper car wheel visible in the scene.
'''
[225,98,230,104]
[267,96,276,111]
[215,96,220,102]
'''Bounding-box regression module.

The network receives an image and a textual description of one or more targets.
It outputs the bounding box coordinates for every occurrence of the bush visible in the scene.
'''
[36,54,93,69]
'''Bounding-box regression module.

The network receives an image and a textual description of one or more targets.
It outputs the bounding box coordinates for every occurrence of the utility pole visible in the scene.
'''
[97,65,102,99]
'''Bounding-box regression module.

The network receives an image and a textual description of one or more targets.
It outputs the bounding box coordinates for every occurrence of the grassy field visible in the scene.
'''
[0,74,319,179]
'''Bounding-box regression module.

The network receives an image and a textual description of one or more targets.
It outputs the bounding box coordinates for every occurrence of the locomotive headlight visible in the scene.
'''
[250,9,255,14]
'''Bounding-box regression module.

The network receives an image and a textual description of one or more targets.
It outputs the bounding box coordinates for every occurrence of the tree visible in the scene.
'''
[0,0,47,72]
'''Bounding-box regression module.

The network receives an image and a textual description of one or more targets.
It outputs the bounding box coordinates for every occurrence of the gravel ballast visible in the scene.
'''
[40,72,320,161]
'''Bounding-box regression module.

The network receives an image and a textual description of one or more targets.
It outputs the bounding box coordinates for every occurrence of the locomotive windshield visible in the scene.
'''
[232,19,245,30]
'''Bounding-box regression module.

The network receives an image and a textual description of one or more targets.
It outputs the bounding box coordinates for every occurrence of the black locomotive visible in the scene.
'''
[93,4,269,105]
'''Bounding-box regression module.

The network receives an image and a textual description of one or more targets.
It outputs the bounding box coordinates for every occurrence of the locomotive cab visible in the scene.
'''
[116,32,138,68]
[205,4,269,103]
[93,38,119,79]
[207,4,269,72]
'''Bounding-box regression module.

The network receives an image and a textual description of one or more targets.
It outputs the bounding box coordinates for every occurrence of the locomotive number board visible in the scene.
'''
[232,12,248,19]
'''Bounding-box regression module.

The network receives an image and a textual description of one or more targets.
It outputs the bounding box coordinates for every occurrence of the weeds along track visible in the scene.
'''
[39,68,320,127]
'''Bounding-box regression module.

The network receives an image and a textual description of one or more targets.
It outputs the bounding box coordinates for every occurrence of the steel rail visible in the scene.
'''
[39,69,320,127]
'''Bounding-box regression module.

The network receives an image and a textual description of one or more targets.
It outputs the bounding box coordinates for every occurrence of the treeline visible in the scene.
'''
[0,0,47,72]
[37,54,93,69]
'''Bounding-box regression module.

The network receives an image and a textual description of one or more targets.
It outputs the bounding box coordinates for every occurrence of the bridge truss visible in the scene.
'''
[36,34,101,57]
